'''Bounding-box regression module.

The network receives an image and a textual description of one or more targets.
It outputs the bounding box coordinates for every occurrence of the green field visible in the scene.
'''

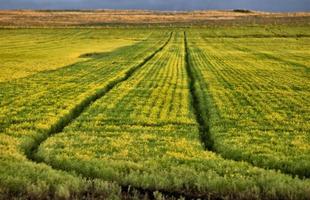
[0,29,147,82]
[0,26,309,199]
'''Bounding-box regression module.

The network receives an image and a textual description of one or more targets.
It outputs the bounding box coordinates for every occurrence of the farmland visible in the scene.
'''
[0,29,144,82]
[0,15,310,200]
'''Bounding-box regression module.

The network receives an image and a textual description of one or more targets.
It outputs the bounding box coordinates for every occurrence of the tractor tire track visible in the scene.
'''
[24,31,215,200]
[24,31,227,200]
[184,31,310,180]
[19,31,307,200]
[184,31,214,151]
[26,32,173,161]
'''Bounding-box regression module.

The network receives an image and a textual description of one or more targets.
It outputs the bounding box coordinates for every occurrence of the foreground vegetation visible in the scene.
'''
[0,25,309,199]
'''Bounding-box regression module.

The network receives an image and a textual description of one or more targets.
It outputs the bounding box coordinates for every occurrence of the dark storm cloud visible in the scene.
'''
[1,0,310,11]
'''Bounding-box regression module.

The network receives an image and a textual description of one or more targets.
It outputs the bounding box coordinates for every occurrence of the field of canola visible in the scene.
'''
[0,26,309,199]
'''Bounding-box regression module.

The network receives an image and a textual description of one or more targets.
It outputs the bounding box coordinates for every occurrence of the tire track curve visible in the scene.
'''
[184,31,309,179]
[25,31,219,200]
[26,32,173,161]
[184,31,214,150]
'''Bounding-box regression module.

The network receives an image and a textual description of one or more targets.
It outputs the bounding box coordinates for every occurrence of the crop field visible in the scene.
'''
[0,29,147,82]
[0,25,309,200]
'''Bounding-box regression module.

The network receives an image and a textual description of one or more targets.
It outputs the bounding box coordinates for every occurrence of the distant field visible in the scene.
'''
[0,23,310,199]
[0,29,146,82]
[0,10,310,26]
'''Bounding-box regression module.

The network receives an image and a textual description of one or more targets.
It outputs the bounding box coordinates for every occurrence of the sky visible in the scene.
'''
[1,0,310,12]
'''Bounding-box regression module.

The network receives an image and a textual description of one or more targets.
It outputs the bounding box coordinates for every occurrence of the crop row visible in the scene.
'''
[0,30,171,198]
[186,31,310,178]
[1,29,309,199]
[33,32,310,199]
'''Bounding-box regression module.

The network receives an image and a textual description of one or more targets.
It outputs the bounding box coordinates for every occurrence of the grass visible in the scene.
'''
[0,25,309,199]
